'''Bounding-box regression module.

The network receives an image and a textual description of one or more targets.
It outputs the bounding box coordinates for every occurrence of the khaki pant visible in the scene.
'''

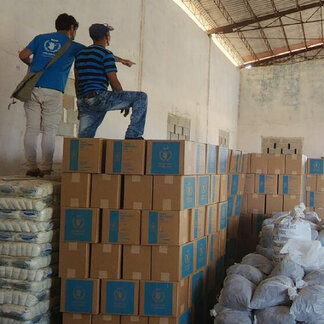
[24,87,62,171]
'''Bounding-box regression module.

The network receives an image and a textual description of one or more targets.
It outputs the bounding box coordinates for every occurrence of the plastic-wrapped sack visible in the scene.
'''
[290,285,324,323]
[303,269,324,287]
[226,264,264,285]
[254,306,296,324]
[241,253,274,274]
[213,309,253,324]
[218,274,255,310]
[251,275,294,309]
[269,259,304,284]
[312,229,319,240]
[255,245,273,261]
[280,239,324,272]
[304,211,321,224]
[272,204,311,262]
[259,225,274,248]
[317,229,324,247]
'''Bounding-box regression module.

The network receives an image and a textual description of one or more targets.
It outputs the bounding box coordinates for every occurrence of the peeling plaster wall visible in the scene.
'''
[238,60,324,157]
[0,0,240,175]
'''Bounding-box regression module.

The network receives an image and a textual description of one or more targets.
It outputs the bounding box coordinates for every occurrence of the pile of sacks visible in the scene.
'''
[211,204,324,324]
[0,176,60,324]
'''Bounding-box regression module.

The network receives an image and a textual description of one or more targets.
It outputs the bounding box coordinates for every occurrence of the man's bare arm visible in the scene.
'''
[114,56,135,67]
[19,48,33,66]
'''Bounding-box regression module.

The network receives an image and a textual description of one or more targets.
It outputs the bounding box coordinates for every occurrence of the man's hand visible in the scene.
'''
[122,59,136,67]
[121,109,130,117]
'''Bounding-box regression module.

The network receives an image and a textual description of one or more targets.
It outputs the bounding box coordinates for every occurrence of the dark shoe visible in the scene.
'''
[26,168,41,177]
[39,170,52,178]
[125,136,144,140]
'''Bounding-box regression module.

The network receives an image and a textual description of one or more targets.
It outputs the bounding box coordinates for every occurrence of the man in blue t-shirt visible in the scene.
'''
[74,23,147,139]
[19,14,135,177]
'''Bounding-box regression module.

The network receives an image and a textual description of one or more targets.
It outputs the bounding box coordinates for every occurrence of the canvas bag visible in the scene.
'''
[10,39,72,103]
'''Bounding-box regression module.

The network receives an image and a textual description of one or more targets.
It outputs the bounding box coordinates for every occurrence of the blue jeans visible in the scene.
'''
[77,90,147,138]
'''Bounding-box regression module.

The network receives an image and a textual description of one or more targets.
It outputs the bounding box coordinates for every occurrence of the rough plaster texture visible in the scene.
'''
[0,0,240,175]
[238,60,324,157]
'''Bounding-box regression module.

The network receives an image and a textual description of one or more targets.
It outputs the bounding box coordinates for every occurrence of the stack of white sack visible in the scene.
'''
[211,204,324,324]
[0,177,60,323]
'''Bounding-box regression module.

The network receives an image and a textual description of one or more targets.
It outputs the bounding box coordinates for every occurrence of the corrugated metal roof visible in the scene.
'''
[180,0,324,67]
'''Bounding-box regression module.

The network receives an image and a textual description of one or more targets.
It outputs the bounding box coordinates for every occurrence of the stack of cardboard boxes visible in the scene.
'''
[238,153,307,258]
[59,138,229,324]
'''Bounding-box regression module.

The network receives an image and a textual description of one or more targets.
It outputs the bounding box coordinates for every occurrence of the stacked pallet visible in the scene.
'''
[59,138,230,324]
[0,177,60,323]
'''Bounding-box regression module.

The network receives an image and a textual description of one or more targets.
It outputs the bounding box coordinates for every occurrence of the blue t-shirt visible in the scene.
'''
[75,45,117,98]
[27,32,85,92]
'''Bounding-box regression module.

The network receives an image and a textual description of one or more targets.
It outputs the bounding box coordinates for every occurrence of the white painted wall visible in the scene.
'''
[0,0,240,175]
[238,60,324,158]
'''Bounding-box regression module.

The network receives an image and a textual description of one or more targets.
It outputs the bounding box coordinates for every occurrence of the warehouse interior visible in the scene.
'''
[1,0,324,323]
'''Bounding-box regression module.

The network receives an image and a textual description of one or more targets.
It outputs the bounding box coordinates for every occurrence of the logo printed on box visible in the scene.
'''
[143,282,173,316]
[196,237,207,270]
[65,280,93,313]
[181,243,194,278]
[151,142,180,174]
[310,159,324,174]
[105,281,135,314]
[183,177,196,209]
[64,209,93,242]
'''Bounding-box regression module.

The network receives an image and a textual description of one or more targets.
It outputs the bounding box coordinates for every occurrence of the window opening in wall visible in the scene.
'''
[167,114,191,140]
[219,130,230,148]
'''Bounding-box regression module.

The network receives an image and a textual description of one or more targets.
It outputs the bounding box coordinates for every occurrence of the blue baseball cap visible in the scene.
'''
[89,23,114,40]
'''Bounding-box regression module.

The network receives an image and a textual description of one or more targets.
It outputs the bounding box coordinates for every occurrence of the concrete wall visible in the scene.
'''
[238,60,324,158]
[0,0,240,175]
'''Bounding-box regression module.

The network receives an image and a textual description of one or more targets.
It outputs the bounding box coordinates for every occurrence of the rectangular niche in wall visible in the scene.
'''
[167,113,191,140]
[262,136,304,154]
[219,130,230,148]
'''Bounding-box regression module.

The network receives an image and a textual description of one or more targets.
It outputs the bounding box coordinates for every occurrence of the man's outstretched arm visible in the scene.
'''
[115,56,135,67]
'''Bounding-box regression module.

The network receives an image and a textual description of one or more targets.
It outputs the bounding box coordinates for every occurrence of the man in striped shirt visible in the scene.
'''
[75,23,147,139]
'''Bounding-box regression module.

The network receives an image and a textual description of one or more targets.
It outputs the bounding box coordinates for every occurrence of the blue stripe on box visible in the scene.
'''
[220,203,228,229]
[283,175,289,194]
[194,209,199,239]
[231,174,239,195]
[196,237,207,270]
[179,310,191,324]
[112,141,123,173]
[227,196,234,218]
[148,212,158,244]
[208,206,213,235]
[235,195,242,215]
[241,154,246,173]
[235,153,240,172]
[108,211,119,243]
[183,177,196,209]
[310,191,315,207]
[219,148,227,174]
[69,139,79,171]
[191,270,204,305]
[258,175,265,194]
[207,145,216,173]
[198,176,209,206]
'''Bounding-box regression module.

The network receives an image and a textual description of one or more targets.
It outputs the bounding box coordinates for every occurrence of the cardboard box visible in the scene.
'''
[241,195,248,214]
[141,210,189,245]
[189,270,205,306]
[206,144,217,174]
[284,195,304,211]
[189,207,205,241]
[140,279,189,316]
[91,174,121,209]
[146,140,196,175]
[267,154,285,174]
[227,196,235,219]
[238,214,252,237]
[90,244,122,279]
[238,174,246,195]
[59,242,90,278]
[205,204,217,235]
[286,154,307,175]
[92,315,121,324]
[307,158,324,174]
[217,202,228,231]
[247,194,265,214]
[244,174,255,194]
[153,176,196,210]
[219,229,227,257]
[255,174,278,194]
[234,195,243,215]
[105,139,145,175]
[219,175,228,202]
[152,243,194,281]
[148,310,191,324]
[121,316,148,324]
[101,280,139,315]
[63,138,104,173]
[196,143,206,174]
[216,146,228,174]
[60,208,100,243]
[251,214,264,235]
[197,175,210,206]
[250,154,267,174]
[195,237,207,271]
[278,175,305,195]
[124,176,153,210]
[123,245,151,280]
[307,192,324,208]
[210,175,220,204]
[306,174,317,192]
[61,278,100,314]
[61,173,91,208]
[317,175,324,192]
[266,195,283,215]
[241,153,250,174]
[228,174,239,195]
[227,216,239,238]
[102,210,141,245]
[229,150,242,174]
[63,313,91,324]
